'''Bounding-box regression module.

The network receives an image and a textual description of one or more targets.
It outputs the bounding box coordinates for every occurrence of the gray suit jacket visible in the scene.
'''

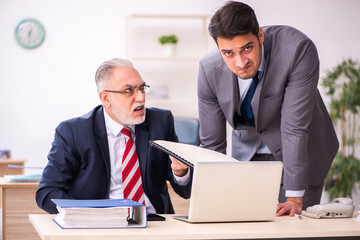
[198,25,339,191]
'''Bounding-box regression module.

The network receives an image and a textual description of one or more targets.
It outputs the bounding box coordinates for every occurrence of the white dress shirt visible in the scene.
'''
[103,109,190,213]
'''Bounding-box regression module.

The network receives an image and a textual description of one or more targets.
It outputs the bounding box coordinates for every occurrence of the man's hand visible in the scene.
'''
[276,197,303,216]
[170,156,189,177]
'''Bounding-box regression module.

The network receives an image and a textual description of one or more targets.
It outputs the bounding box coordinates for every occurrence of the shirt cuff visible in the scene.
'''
[173,168,191,186]
[285,190,305,198]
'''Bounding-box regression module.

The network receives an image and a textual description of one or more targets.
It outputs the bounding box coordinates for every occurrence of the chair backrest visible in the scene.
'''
[174,117,200,146]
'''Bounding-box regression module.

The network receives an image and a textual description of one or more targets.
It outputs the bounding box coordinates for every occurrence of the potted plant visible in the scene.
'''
[158,34,178,57]
[322,58,360,200]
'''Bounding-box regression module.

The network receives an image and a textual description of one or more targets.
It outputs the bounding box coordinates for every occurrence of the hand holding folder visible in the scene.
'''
[149,140,237,168]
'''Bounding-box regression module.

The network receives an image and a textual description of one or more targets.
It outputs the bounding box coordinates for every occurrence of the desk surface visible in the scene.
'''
[0,177,39,187]
[30,214,360,240]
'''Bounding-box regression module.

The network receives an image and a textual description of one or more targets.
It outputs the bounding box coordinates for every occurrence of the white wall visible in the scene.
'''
[0,0,360,172]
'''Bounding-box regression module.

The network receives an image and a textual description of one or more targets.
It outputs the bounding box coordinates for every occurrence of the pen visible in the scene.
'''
[8,164,43,169]
[294,214,302,219]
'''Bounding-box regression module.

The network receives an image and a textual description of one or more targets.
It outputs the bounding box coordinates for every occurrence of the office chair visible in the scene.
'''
[174,117,200,146]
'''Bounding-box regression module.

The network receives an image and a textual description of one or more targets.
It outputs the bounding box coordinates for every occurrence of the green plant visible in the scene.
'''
[322,58,360,199]
[158,35,178,45]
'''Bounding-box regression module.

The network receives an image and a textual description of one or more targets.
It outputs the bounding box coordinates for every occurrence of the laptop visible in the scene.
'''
[173,161,283,223]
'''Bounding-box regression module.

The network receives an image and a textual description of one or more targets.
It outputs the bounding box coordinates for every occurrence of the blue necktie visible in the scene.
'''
[240,73,259,126]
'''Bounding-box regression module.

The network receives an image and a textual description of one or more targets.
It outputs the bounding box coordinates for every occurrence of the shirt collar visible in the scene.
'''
[103,108,135,137]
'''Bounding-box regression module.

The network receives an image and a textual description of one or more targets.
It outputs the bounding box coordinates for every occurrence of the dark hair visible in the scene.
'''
[208,1,259,43]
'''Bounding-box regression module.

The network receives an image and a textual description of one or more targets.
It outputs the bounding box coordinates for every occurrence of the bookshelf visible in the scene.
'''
[126,14,215,117]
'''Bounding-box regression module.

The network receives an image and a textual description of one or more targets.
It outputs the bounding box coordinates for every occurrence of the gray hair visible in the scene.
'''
[95,58,134,92]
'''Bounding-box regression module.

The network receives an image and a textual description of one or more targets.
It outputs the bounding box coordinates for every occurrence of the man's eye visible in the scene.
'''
[124,88,133,94]
[224,52,233,57]
[244,46,252,51]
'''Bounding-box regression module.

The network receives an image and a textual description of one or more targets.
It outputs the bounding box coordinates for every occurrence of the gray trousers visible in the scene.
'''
[251,154,324,209]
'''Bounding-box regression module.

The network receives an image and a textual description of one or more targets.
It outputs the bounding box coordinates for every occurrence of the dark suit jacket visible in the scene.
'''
[198,25,339,191]
[36,105,192,214]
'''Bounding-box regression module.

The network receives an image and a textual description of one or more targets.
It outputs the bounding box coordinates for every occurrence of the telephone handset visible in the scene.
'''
[302,197,354,219]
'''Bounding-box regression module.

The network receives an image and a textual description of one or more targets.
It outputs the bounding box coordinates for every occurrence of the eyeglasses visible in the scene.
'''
[103,84,150,97]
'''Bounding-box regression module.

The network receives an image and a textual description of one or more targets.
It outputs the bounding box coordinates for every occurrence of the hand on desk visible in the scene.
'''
[170,156,189,177]
[276,197,302,217]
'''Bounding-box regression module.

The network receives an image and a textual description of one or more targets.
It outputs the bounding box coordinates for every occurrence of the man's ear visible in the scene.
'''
[258,27,264,44]
[99,91,111,108]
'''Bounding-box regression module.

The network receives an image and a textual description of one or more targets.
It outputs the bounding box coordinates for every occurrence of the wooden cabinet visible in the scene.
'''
[0,158,26,176]
[167,182,189,214]
[0,179,45,240]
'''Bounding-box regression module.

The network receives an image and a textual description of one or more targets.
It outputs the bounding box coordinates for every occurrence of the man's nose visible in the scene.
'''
[235,54,248,68]
[134,89,145,101]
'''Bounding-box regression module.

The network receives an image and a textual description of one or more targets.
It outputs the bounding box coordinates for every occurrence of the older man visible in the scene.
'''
[36,58,191,214]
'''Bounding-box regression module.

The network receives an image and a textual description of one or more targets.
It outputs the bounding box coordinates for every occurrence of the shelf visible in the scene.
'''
[129,14,209,19]
[131,57,201,61]
[125,14,214,117]
[146,99,198,118]
[126,14,212,59]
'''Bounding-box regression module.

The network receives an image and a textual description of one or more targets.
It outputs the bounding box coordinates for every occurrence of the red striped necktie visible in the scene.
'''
[121,127,145,205]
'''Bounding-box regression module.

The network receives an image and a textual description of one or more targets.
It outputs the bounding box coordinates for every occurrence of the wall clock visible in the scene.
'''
[15,18,45,49]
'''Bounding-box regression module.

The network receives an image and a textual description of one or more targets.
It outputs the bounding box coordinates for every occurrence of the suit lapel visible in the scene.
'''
[252,33,271,129]
[214,61,239,128]
[135,122,149,190]
[94,106,111,181]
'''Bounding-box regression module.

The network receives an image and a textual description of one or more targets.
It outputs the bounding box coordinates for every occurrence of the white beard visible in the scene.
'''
[114,103,146,125]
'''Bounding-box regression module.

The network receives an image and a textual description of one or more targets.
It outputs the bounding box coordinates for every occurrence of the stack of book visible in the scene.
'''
[52,199,147,229]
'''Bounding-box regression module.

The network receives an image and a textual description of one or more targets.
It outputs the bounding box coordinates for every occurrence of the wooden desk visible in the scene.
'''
[167,181,190,214]
[0,179,45,240]
[0,158,27,209]
[29,213,360,240]
[0,158,26,176]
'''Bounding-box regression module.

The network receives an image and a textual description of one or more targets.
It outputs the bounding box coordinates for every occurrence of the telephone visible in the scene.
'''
[302,198,354,219]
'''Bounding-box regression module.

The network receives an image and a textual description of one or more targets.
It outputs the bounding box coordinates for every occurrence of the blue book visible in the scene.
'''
[52,198,144,208]
[51,199,147,229]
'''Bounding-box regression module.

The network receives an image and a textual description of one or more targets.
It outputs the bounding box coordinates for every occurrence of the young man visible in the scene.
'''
[37,58,191,214]
[197,1,338,216]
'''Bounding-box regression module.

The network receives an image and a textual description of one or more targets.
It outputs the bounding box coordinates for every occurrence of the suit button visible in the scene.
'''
[259,129,266,134]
